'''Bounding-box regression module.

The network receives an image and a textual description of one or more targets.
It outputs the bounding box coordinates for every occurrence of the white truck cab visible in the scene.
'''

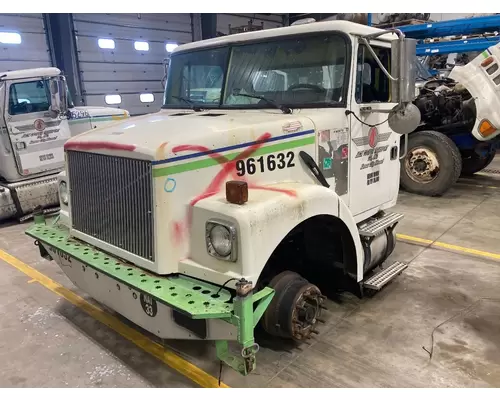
[27,21,420,376]
[0,67,129,221]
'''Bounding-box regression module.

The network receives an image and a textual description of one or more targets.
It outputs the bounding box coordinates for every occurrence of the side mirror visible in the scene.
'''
[388,37,421,135]
[49,76,68,117]
[359,32,421,135]
[391,38,417,103]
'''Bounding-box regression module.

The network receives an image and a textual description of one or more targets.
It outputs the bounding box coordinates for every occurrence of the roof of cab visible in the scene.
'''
[0,67,61,81]
[173,20,397,54]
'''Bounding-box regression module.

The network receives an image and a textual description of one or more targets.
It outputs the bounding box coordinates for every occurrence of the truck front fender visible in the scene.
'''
[180,182,364,288]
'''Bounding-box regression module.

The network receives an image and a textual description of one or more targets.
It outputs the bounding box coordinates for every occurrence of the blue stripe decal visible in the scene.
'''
[69,114,125,121]
[151,129,316,166]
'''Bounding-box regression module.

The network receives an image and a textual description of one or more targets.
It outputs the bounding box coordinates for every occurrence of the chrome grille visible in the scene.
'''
[67,150,154,261]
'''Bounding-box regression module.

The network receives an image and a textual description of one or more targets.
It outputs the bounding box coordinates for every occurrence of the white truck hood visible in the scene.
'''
[63,109,316,162]
[71,105,129,118]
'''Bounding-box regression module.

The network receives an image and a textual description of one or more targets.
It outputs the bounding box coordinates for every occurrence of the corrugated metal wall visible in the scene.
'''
[216,14,284,35]
[0,13,52,72]
[73,13,194,115]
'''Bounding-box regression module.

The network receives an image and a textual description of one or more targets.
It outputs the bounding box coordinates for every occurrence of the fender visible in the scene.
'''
[178,181,365,288]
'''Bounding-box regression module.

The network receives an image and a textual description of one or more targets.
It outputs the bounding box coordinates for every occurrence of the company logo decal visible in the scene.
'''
[34,119,46,132]
[368,127,378,148]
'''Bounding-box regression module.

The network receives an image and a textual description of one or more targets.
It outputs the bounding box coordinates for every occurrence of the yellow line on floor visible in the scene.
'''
[0,249,229,388]
[456,182,499,190]
[397,234,500,261]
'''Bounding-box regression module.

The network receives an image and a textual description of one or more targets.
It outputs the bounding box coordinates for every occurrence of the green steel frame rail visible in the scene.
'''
[26,213,275,376]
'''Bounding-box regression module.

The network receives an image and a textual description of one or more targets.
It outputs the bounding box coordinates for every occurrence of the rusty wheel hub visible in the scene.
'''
[290,284,325,340]
[261,271,326,341]
[405,147,440,184]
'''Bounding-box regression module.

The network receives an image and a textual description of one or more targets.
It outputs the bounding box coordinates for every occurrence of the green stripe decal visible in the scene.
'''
[152,135,315,178]
[482,50,489,58]
[68,115,125,124]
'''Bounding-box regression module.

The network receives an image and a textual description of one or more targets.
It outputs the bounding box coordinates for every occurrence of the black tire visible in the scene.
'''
[461,152,496,176]
[400,130,462,197]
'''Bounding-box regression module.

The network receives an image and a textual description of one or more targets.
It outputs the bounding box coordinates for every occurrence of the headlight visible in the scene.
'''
[205,219,237,261]
[59,181,69,205]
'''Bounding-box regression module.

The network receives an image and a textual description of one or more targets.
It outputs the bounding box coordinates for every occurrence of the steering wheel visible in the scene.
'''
[288,83,324,93]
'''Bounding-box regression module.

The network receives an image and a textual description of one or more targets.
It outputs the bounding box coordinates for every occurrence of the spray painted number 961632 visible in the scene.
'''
[236,151,295,176]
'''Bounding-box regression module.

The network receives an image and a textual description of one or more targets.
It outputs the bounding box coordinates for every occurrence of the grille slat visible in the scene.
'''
[67,151,154,262]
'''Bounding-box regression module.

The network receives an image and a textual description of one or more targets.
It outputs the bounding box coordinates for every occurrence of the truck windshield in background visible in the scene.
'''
[8,78,74,116]
[163,34,348,110]
[9,80,51,115]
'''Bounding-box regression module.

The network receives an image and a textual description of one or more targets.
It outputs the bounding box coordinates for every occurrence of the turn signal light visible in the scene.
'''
[226,180,248,205]
[478,119,497,137]
[481,57,494,67]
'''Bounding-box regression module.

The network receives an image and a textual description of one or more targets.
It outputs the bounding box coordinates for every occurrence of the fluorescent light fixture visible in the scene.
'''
[0,32,21,44]
[134,41,149,51]
[140,93,154,103]
[105,94,121,105]
[166,43,178,52]
[98,38,115,49]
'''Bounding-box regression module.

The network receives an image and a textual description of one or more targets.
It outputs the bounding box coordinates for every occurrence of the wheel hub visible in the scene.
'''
[406,147,440,183]
[291,286,324,340]
[261,271,326,341]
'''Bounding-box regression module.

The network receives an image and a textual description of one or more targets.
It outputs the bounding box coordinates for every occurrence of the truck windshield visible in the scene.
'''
[8,78,74,115]
[8,80,51,115]
[163,34,348,110]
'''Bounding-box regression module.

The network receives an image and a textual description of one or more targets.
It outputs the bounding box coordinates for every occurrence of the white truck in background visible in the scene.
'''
[402,44,500,196]
[0,67,129,221]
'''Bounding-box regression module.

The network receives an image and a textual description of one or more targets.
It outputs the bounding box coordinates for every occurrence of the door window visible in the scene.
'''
[8,80,51,115]
[355,45,391,103]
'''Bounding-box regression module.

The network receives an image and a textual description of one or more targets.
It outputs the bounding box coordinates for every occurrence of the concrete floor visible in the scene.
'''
[2,157,500,388]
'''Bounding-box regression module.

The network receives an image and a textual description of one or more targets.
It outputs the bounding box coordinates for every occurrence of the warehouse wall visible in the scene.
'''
[1,13,285,116]
[0,13,52,72]
[73,13,196,116]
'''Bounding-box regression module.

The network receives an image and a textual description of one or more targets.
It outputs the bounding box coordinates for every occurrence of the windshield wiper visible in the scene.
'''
[233,93,292,114]
[170,95,203,112]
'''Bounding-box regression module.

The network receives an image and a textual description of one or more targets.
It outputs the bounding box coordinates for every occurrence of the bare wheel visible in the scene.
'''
[400,130,462,197]
[405,146,440,184]
[261,271,326,341]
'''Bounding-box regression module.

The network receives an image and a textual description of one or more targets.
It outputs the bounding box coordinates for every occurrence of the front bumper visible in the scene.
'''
[26,215,274,376]
[0,175,59,221]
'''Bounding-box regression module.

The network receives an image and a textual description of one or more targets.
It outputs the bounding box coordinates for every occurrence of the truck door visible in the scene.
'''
[4,78,71,176]
[347,41,401,217]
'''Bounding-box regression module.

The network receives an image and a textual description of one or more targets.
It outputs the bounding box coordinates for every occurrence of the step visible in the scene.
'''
[363,261,408,291]
[358,212,404,237]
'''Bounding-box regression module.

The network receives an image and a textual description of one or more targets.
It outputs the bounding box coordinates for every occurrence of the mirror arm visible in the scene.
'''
[362,28,404,41]
[360,29,408,103]
[358,37,398,82]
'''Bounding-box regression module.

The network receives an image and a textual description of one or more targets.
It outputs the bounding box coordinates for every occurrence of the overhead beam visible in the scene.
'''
[43,13,84,106]
[201,14,217,39]
[191,14,202,41]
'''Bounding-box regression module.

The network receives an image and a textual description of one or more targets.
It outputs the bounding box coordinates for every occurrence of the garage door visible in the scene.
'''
[73,13,194,116]
[0,13,52,72]
[217,14,284,35]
